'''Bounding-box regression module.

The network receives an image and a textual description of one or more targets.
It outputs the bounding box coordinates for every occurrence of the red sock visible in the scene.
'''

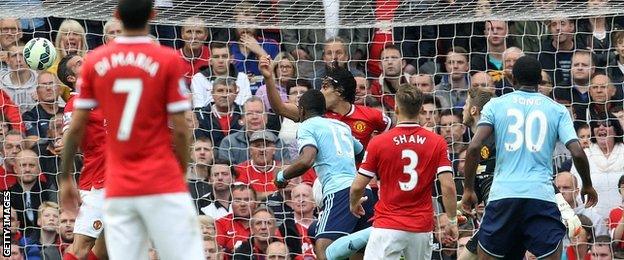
[87,251,99,260]
[63,252,79,260]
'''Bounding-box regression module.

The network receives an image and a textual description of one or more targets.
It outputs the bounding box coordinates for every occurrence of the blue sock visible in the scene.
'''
[325,227,372,260]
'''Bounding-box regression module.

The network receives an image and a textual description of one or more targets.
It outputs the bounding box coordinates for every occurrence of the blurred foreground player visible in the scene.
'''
[58,53,108,260]
[61,0,204,259]
[350,83,458,259]
[461,56,597,260]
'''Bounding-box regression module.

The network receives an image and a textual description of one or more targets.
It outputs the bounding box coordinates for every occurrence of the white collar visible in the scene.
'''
[114,36,153,44]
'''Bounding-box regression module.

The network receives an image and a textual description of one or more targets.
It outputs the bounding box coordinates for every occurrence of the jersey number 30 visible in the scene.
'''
[505,108,547,152]
[113,79,143,141]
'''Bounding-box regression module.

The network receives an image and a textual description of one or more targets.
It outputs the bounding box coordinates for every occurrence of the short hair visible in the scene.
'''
[209,42,229,52]
[57,53,79,88]
[572,50,596,66]
[284,79,312,95]
[231,183,258,201]
[299,89,326,116]
[467,87,494,110]
[181,17,207,33]
[210,158,236,179]
[592,235,613,251]
[613,31,624,45]
[103,18,121,34]
[326,65,357,103]
[422,94,442,110]
[381,44,402,57]
[610,105,623,114]
[576,122,590,133]
[38,201,59,216]
[212,77,237,90]
[253,206,276,218]
[513,56,542,86]
[197,215,215,227]
[323,36,347,46]
[447,46,469,62]
[395,84,423,117]
[242,96,264,113]
[117,0,153,30]
[37,71,57,84]
[577,214,595,243]
[439,109,461,121]
[618,174,624,189]
[502,47,524,59]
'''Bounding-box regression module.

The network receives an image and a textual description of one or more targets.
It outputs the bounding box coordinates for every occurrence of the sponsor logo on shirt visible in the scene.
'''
[353,121,367,133]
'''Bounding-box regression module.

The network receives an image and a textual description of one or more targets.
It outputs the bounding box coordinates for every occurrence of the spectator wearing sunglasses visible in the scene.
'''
[572,112,624,218]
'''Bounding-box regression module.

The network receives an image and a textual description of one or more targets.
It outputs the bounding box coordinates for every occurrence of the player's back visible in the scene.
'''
[360,124,449,232]
[297,116,362,196]
[479,90,577,203]
[76,36,190,197]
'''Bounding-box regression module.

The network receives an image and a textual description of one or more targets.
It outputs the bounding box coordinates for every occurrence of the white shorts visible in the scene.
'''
[103,192,204,260]
[364,227,433,260]
[73,188,105,238]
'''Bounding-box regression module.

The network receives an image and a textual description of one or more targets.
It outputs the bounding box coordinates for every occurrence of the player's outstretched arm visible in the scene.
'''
[567,140,598,208]
[60,109,89,215]
[349,174,370,218]
[170,111,191,174]
[461,124,493,215]
[258,55,301,121]
[275,146,317,188]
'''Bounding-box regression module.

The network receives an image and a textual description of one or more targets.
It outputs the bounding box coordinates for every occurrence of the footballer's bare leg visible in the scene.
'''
[67,234,96,259]
[539,244,562,260]
[315,238,333,260]
[477,246,498,260]
[459,250,478,260]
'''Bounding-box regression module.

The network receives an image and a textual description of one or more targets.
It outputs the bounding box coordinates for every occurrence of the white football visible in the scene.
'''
[23,38,57,71]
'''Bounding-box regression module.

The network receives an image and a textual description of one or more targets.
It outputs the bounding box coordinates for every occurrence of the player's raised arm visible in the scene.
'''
[258,55,301,121]
[275,146,317,188]
[462,124,493,214]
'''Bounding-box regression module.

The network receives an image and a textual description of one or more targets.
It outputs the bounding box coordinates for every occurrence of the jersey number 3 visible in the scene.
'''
[113,79,143,141]
[505,108,547,152]
[400,149,419,191]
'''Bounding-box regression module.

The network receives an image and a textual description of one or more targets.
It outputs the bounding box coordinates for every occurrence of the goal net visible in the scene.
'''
[0,0,623,259]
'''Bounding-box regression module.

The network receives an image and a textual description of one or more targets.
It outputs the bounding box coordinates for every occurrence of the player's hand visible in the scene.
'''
[350,196,368,218]
[460,190,478,218]
[443,223,459,245]
[59,179,81,216]
[258,55,273,79]
[580,185,598,208]
[566,214,583,239]
[240,34,266,56]
[274,178,289,189]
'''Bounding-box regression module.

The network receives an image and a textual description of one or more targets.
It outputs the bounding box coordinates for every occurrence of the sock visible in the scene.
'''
[63,252,79,260]
[325,227,372,260]
[87,250,99,260]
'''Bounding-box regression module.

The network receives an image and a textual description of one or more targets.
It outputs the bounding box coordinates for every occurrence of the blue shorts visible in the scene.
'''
[478,198,565,259]
[314,187,375,241]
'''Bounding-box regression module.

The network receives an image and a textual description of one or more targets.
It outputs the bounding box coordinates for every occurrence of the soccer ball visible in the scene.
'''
[23,38,57,71]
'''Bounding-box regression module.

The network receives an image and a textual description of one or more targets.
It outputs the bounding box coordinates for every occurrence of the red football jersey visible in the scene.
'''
[610,206,624,249]
[235,161,278,194]
[215,213,251,252]
[64,94,107,190]
[178,45,210,85]
[325,104,391,148]
[359,124,452,232]
[75,36,192,197]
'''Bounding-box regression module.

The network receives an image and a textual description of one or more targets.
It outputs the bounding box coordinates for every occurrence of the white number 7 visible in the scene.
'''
[113,79,143,141]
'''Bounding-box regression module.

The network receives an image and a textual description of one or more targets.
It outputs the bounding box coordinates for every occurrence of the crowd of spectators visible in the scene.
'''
[1,3,624,259]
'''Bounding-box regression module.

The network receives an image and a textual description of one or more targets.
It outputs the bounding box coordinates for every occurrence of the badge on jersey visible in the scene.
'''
[480,146,490,159]
[353,121,367,133]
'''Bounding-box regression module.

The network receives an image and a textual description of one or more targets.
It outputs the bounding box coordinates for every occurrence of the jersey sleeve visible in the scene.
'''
[373,108,392,132]
[557,107,578,146]
[296,123,318,154]
[75,57,98,109]
[62,97,75,133]
[166,55,192,114]
[358,139,378,178]
[477,99,495,127]
[352,134,364,156]
[436,139,453,174]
